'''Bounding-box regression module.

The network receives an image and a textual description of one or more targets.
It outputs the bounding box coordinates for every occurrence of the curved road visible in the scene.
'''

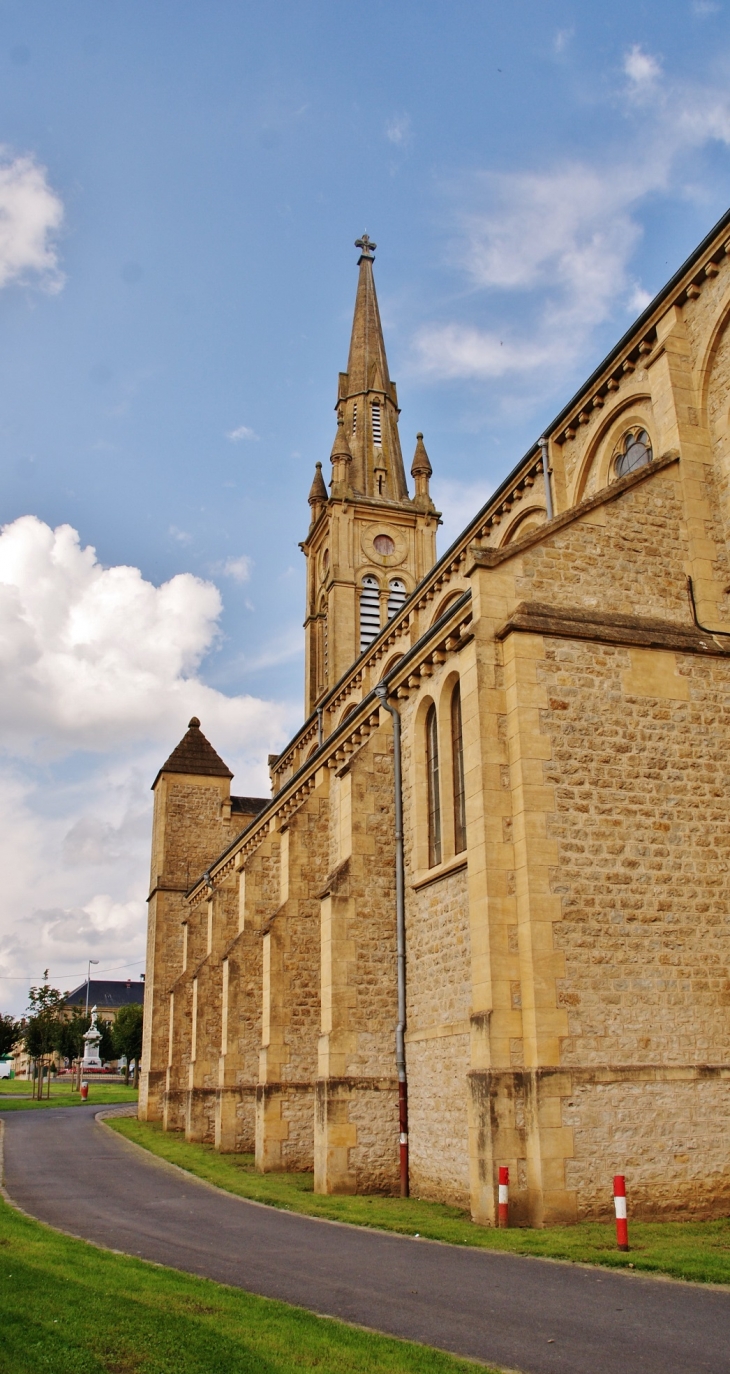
[1,1105,727,1374]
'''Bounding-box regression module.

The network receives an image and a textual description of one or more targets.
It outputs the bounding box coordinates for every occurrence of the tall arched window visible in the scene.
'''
[371,402,382,445]
[387,578,407,620]
[451,683,466,854]
[360,576,381,651]
[426,703,441,868]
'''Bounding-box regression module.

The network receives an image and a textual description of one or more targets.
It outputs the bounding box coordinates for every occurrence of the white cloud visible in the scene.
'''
[0,515,297,1013]
[553,27,574,55]
[385,114,412,147]
[415,321,555,380]
[0,152,64,293]
[627,283,653,314]
[413,53,730,386]
[227,424,259,442]
[218,554,253,584]
[432,477,493,550]
[623,44,661,91]
[0,514,293,754]
[168,524,192,544]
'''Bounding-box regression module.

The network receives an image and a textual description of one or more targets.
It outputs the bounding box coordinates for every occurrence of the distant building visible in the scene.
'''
[62,979,145,1025]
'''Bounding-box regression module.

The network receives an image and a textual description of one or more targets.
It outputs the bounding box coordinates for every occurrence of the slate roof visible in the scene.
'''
[153,717,233,788]
[63,980,144,1009]
[231,796,268,815]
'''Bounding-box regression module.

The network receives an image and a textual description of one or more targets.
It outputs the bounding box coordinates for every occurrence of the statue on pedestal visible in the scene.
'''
[82,1006,103,1069]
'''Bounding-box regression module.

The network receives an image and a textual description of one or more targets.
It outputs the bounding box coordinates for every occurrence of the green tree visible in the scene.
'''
[54,1008,90,1067]
[112,1003,143,1083]
[0,1012,19,1058]
[24,973,63,1098]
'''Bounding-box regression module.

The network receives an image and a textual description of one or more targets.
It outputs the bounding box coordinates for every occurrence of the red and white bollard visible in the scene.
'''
[613,1174,629,1251]
[498,1165,509,1228]
[80,1081,88,1101]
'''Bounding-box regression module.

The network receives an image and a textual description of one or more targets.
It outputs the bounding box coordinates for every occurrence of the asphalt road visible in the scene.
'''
[1,1105,728,1374]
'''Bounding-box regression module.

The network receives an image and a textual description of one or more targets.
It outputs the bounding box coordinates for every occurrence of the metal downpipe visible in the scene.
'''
[540,435,554,521]
[375,682,408,1197]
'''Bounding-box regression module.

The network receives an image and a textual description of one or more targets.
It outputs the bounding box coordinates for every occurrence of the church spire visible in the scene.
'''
[300,238,440,717]
[336,237,409,503]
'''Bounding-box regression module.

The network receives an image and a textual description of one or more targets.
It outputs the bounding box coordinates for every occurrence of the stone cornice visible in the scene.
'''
[496,602,730,656]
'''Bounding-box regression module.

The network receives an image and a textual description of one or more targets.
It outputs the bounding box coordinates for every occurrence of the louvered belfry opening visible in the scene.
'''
[359,575,381,651]
[387,578,407,620]
[371,401,382,446]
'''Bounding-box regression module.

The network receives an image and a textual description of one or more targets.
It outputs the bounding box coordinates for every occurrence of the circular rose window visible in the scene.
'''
[373,534,395,555]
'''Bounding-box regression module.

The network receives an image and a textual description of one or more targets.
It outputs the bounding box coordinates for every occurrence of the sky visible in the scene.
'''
[2,0,730,1014]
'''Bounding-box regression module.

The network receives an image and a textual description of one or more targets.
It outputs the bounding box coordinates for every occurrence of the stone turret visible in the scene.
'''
[139,718,263,1122]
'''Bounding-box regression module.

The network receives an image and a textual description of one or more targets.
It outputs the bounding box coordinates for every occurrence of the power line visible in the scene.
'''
[0,958,145,982]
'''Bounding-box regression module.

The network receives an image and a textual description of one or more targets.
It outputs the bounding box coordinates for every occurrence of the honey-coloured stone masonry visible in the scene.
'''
[141,216,730,1226]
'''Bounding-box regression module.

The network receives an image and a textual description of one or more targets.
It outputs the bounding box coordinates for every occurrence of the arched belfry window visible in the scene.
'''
[352,402,357,436]
[426,703,442,868]
[387,579,407,620]
[451,683,466,855]
[360,576,381,651]
[615,428,652,479]
[371,402,382,445]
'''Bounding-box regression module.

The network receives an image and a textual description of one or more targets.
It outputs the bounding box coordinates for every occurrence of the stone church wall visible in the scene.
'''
[405,866,472,1206]
[541,640,730,1069]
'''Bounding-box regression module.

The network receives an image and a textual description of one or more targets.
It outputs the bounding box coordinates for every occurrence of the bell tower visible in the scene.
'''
[302,237,439,716]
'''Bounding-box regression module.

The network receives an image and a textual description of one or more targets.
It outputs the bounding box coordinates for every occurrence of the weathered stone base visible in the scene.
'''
[408,1033,471,1209]
[469,1064,730,1227]
[138,1068,165,1122]
[185,1086,216,1144]
[162,1087,186,1133]
[314,1077,399,1195]
[255,1083,314,1171]
[215,1084,256,1152]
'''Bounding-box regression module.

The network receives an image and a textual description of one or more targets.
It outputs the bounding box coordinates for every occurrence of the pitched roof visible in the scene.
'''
[153,717,233,788]
[63,980,144,1009]
[231,796,268,815]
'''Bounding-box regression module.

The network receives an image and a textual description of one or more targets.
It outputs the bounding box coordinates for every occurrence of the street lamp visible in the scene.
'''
[85,960,99,1016]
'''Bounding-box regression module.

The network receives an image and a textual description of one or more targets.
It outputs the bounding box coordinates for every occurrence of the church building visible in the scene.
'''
[140,217,730,1226]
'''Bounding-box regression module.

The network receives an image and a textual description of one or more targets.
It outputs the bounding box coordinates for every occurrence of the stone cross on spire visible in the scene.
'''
[355,233,376,260]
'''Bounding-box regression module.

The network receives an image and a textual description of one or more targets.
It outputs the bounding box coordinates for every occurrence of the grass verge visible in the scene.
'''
[0,1083,138,1111]
[110,1118,730,1287]
[0,1195,489,1374]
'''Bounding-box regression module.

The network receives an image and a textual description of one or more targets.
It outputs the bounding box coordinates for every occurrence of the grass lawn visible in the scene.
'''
[0,1197,489,1374]
[110,1118,730,1287]
[0,1082,138,1111]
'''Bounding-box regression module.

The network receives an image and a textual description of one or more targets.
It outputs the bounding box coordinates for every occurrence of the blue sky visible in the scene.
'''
[2,0,730,1010]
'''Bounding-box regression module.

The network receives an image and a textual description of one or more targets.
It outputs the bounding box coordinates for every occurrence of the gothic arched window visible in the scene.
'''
[426,703,442,868]
[615,428,652,479]
[371,402,382,445]
[387,578,407,620]
[360,576,381,651]
[451,683,466,855]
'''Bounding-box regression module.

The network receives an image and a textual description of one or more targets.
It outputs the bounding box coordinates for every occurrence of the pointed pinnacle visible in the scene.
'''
[308,461,328,506]
[411,432,432,478]
[330,414,352,462]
